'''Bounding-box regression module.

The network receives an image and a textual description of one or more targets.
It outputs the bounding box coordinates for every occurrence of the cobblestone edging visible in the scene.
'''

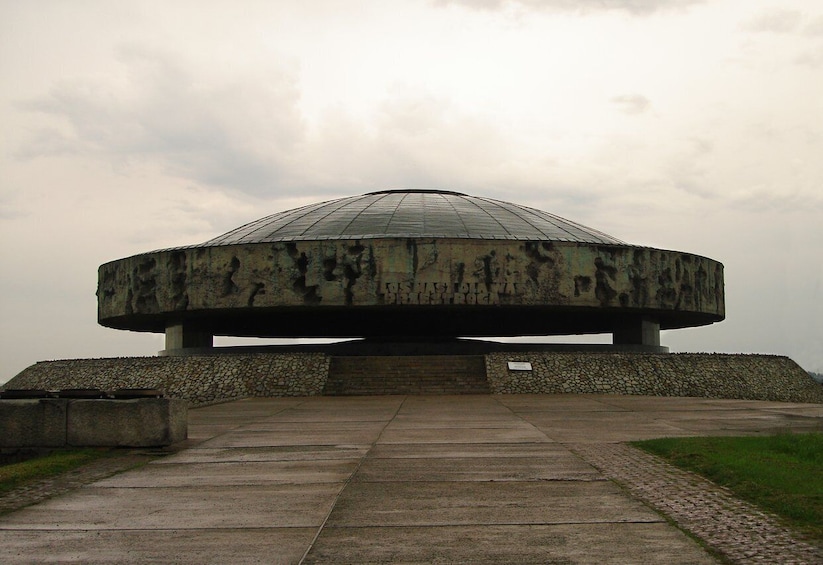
[486,353,823,403]
[5,353,329,406]
[570,442,823,565]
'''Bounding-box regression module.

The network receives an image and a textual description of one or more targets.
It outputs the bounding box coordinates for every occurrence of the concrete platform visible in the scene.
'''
[2,394,821,564]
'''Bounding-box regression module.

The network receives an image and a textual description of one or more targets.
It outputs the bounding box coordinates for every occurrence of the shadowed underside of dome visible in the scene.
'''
[201,189,625,246]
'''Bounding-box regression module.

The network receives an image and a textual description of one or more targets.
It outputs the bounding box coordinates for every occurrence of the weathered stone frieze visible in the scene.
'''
[379,281,523,305]
[98,239,724,333]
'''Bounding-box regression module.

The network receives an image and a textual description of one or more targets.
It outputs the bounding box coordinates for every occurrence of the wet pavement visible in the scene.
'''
[1,394,821,564]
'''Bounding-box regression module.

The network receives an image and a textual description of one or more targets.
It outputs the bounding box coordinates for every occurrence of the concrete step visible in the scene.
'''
[324,355,489,396]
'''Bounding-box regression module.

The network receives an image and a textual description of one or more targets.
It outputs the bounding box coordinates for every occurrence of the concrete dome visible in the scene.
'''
[98,189,725,351]
[201,189,624,245]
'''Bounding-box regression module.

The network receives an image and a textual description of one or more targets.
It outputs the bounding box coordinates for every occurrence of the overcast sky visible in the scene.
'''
[1,0,822,382]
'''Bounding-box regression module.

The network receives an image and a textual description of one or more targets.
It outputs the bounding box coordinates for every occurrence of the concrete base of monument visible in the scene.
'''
[0,398,187,448]
[5,349,823,406]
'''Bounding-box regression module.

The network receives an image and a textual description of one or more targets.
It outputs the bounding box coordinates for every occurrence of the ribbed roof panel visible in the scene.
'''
[201,189,625,246]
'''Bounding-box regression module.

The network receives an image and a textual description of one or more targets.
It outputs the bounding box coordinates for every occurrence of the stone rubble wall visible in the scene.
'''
[485,352,823,403]
[5,354,330,406]
[5,352,822,406]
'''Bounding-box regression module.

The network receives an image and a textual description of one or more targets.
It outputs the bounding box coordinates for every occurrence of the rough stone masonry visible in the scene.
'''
[6,352,822,406]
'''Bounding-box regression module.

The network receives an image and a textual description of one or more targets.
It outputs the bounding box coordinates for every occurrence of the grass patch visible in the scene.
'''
[633,433,823,543]
[0,448,113,494]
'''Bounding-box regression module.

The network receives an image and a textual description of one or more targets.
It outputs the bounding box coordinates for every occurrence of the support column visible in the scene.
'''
[613,317,660,347]
[165,322,213,351]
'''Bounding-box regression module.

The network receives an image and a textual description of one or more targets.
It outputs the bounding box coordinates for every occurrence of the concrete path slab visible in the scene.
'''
[496,395,631,412]
[200,428,383,447]
[3,528,316,565]
[521,414,690,443]
[386,419,540,428]
[764,404,823,416]
[304,523,717,564]
[325,480,658,527]
[262,410,401,422]
[0,484,342,529]
[91,459,360,487]
[156,445,369,464]
[354,454,601,482]
[378,425,550,443]
[238,421,388,432]
[2,393,821,564]
[366,442,569,458]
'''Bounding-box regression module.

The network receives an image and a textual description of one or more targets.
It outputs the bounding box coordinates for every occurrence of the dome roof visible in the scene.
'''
[202,189,624,246]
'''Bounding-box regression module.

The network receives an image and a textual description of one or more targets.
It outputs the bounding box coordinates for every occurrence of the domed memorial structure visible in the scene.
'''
[97,189,725,353]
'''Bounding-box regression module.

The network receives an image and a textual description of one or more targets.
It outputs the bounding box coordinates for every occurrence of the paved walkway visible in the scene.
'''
[1,394,821,564]
[0,452,155,515]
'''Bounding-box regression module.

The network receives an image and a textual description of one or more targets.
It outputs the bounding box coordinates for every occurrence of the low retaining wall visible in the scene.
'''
[485,352,823,403]
[5,353,330,406]
[0,398,187,447]
[4,351,822,405]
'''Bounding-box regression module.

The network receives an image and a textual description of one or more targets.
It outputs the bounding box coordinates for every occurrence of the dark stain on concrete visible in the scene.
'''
[455,262,465,286]
[221,256,240,297]
[286,243,321,305]
[97,269,116,301]
[524,241,560,288]
[407,239,419,274]
[248,282,265,307]
[323,258,337,282]
[594,257,617,306]
[363,243,378,278]
[656,266,677,307]
[343,244,365,306]
[480,252,496,289]
[125,287,134,315]
[133,257,159,313]
[628,252,649,307]
[574,275,592,297]
[169,251,188,311]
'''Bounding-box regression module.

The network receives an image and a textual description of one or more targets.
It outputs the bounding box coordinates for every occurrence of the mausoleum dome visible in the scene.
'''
[98,189,725,351]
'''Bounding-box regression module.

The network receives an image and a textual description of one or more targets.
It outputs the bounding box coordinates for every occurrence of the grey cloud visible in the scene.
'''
[690,137,713,155]
[433,0,704,16]
[16,46,535,200]
[795,45,823,68]
[672,177,714,199]
[743,9,804,34]
[660,136,721,201]
[302,92,517,193]
[13,47,640,214]
[296,92,615,219]
[727,187,822,214]
[804,15,823,36]
[0,192,28,220]
[610,94,651,115]
[741,11,823,68]
[17,46,306,197]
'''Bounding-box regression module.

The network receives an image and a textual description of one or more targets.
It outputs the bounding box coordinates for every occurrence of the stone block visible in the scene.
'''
[67,399,187,447]
[0,399,67,447]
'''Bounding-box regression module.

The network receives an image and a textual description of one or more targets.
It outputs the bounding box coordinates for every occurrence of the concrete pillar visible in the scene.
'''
[613,317,660,347]
[165,323,213,351]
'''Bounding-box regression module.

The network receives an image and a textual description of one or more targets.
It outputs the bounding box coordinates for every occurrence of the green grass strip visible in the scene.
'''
[633,432,823,543]
[0,448,112,494]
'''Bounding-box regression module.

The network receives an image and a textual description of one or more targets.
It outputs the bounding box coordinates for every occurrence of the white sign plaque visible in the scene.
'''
[507,361,532,371]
